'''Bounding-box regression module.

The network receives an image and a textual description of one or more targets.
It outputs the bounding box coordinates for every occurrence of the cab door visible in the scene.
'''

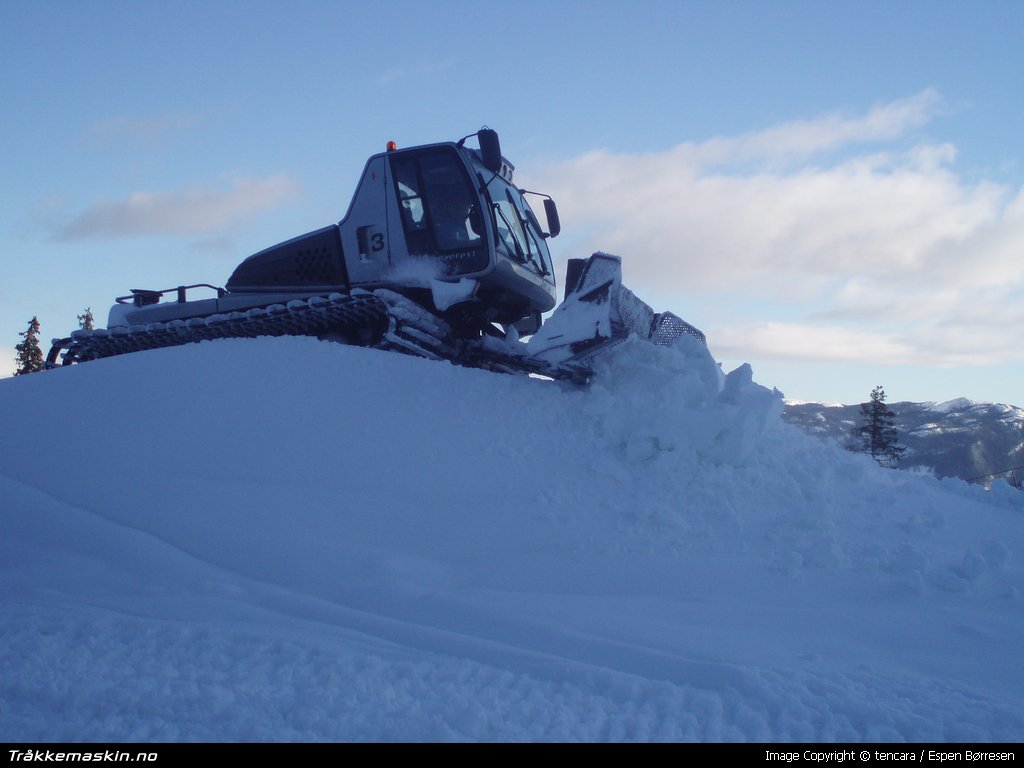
[388,147,492,277]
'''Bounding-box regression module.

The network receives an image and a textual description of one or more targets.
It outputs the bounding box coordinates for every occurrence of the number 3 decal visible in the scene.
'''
[370,233,384,252]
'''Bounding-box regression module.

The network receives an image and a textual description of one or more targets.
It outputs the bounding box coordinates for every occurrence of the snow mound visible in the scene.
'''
[585,336,782,466]
[1,336,1022,742]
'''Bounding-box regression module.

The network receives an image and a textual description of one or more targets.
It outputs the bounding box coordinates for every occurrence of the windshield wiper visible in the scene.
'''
[512,206,548,277]
[492,203,525,260]
[523,209,550,276]
[503,190,548,276]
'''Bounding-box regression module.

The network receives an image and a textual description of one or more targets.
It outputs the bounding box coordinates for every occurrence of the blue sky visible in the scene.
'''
[2,0,1022,405]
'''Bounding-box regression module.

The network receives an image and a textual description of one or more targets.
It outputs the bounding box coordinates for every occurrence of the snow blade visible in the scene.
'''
[526,252,705,365]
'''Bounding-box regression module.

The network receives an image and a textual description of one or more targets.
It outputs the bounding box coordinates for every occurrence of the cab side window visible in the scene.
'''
[391,156,427,232]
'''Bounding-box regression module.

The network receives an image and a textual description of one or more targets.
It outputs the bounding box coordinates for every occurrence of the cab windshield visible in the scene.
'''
[485,174,554,280]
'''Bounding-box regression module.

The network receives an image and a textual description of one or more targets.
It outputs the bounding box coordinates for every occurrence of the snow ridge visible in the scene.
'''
[1,335,1021,742]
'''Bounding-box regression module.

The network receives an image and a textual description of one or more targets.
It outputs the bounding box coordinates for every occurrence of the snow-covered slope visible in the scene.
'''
[1,336,1022,742]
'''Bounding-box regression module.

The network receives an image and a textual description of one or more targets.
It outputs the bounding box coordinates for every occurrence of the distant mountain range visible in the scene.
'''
[783,398,1024,489]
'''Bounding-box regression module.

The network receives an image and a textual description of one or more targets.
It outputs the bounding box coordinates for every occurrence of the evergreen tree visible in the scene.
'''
[14,316,44,375]
[852,385,906,466]
[78,307,94,331]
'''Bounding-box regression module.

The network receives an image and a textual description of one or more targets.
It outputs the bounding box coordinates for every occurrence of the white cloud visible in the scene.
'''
[687,88,946,167]
[373,57,456,87]
[79,110,223,149]
[711,316,1017,369]
[526,90,1024,368]
[58,175,301,239]
[0,347,15,378]
[88,113,199,142]
[711,322,931,366]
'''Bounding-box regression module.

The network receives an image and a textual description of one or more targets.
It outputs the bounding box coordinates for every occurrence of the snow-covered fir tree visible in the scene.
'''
[14,316,44,375]
[852,385,906,466]
[78,307,94,331]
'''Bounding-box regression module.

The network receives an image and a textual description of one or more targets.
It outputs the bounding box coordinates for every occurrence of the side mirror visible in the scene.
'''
[543,198,561,238]
[478,128,502,174]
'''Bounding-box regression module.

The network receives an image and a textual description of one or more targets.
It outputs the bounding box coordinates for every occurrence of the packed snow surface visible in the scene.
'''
[1,335,1022,742]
